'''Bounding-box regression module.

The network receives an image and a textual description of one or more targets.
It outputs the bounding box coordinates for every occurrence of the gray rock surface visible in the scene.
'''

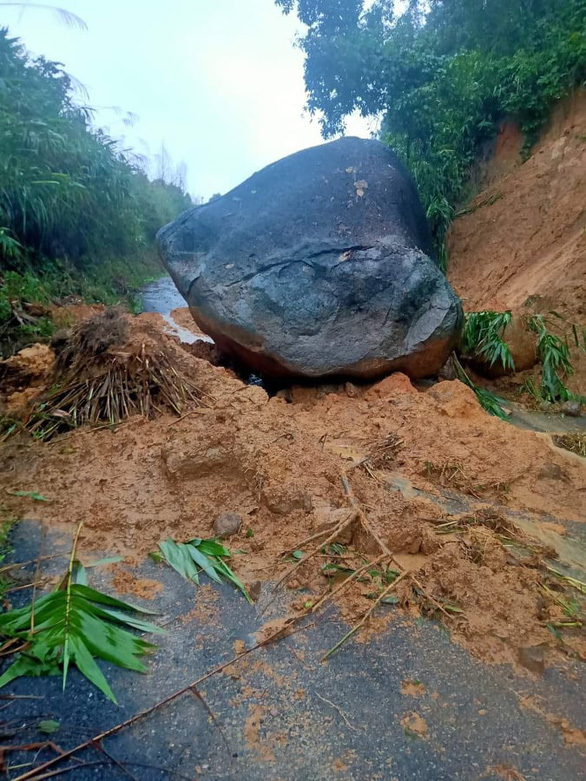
[561,400,582,417]
[157,137,463,380]
[213,512,242,538]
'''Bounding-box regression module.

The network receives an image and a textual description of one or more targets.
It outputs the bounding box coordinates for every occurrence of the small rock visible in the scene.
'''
[561,400,582,417]
[537,461,567,482]
[345,382,358,398]
[276,388,293,403]
[213,512,242,538]
[518,644,547,675]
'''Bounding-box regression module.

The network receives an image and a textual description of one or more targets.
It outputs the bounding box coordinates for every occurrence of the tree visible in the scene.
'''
[0,29,193,268]
[276,0,586,262]
[0,2,86,30]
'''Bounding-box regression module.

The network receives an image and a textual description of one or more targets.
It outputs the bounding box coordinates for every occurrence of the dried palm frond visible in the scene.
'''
[26,309,205,439]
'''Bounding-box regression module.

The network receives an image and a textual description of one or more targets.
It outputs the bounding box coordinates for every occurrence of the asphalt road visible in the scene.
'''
[0,520,584,781]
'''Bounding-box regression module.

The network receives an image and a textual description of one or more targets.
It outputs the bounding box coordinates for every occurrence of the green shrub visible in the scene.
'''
[462,310,514,372]
[276,0,586,264]
[0,29,191,354]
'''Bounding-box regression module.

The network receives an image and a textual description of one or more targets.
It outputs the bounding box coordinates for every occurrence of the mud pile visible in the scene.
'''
[1,314,585,672]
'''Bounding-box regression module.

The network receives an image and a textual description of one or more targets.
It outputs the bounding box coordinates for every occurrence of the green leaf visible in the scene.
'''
[38,719,60,734]
[158,539,199,584]
[196,539,231,558]
[72,584,158,614]
[85,603,164,634]
[157,537,252,603]
[69,634,117,703]
[186,544,223,584]
[0,571,159,702]
[6,490,49,501]
[0,654,59,688]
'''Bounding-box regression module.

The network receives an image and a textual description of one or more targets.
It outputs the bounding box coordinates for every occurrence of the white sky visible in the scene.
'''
[1,0,374,199]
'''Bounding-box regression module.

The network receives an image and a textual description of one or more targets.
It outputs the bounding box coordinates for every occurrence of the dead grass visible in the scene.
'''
[423,460,512,499]
[357,433,404,478]
[553,433,586,458]
[25,309,205,440]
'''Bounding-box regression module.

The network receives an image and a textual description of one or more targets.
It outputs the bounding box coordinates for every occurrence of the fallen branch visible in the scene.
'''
[308,553,387,616]
[267,511,357,599]
[323,572,408,661]
[13,619,313,781]
[340,474,393,558]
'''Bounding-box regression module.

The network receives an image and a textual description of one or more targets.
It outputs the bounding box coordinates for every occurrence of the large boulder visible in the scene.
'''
[157,137,463,380]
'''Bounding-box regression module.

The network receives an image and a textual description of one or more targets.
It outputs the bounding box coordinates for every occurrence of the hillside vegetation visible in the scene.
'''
[0,29,191,355]
[276,0,586,265]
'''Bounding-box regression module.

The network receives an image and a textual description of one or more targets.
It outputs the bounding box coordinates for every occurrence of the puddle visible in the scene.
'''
[506,401,586,435]
[142,276,213,345]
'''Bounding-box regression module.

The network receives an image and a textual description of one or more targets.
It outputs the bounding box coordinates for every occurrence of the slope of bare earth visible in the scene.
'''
[448,90,586,319]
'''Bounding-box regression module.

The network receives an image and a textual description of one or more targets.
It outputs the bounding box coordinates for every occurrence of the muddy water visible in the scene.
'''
[142,275,213,344]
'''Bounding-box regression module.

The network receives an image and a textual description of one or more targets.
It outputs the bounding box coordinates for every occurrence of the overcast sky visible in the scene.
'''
[2,0,374,199]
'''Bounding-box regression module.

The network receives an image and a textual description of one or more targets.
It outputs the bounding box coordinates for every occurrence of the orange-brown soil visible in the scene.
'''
[449,91,586,400]
[448,90,586,319]
[170,306,209,338]
[1,314,585,673]
[0,343,55,416]
[1,97,586,676]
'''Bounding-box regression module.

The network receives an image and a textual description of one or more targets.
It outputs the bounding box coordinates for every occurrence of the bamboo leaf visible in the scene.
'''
[0,528,160,702]
[157,537,252,603]
[6,490,49,501]
[158,539,199,584]
[187,544,223,584]
[72,584,158,614]
[69,634,117,704]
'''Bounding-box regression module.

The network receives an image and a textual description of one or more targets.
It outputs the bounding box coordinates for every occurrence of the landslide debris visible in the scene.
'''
[1,313,585,672]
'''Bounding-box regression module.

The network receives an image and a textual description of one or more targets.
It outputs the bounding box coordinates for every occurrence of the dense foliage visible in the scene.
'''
[276,0,586,264]
[0,28,191,352]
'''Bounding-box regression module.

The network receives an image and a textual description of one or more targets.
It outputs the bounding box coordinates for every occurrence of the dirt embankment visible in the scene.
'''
[1,314,585,673]
[448,89,586,318]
